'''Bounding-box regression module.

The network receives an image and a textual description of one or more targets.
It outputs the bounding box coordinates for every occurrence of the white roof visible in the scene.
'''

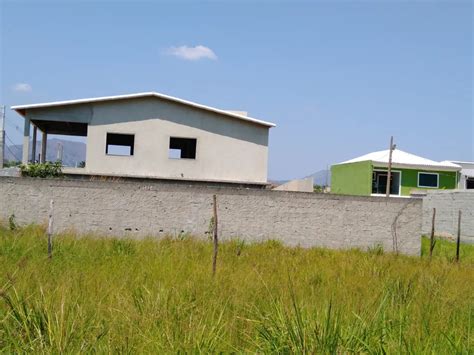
[445,160,474,166]
[336,149,461,171]
[11,91,276,128]
[444,161,474,177]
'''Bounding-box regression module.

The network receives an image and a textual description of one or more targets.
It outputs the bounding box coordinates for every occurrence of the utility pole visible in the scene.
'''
[0,105,5,169]
[56,142,63,162]
[385,136,396,198]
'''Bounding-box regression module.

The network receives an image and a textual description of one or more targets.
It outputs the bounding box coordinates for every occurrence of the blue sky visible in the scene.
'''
[1,0,472,179]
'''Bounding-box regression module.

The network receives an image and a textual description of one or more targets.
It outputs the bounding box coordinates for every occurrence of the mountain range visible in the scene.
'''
[304,169,331,186]
[5,138,86,167]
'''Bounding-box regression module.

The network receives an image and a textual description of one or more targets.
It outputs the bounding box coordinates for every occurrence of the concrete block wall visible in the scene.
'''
[422,190,474,241]
[0,177,422,255]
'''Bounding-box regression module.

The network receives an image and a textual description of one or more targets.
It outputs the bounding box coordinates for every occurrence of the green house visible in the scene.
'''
[331,149,461,197]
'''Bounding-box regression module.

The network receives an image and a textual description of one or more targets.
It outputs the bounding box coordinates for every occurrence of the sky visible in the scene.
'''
[1,0,472,180]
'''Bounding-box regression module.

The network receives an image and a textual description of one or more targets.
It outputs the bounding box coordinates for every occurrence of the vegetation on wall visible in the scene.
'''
[0,224,472,353]
[19,161,63,178]
[313,184,324,193]
[2,160,21,168]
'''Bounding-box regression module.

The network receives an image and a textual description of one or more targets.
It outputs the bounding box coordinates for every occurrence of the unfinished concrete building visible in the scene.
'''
[12,92,275,185]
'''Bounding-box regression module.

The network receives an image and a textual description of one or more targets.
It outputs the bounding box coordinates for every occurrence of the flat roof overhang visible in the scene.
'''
[31,119,87,136]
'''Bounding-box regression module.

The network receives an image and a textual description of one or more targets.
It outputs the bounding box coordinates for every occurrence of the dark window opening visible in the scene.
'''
[418,173,438,188]
[466,178,474,189]
[106,133,134,156]
[169,137,196,159]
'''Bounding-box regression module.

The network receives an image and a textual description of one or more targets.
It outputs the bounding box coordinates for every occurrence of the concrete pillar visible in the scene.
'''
[22,117,31,164]
[40,131,47,163]
[56,142,63,162]
[31,125,37,163]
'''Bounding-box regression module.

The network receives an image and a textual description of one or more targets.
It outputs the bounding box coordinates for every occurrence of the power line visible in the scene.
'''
[5,119,22,133]
[4,133,22,161]
[5,144,21,162]
[5,133,19,146]
[5,134,23,161]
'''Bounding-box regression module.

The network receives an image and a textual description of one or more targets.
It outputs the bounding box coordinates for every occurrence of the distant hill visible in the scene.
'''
[305,169,331,186]
[269,169,331,187]
[5,138,86,167]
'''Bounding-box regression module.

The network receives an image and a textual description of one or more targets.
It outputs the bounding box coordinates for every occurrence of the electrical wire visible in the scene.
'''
[5,119,22,133]
[5,145,21,162]
[4,133,22,161]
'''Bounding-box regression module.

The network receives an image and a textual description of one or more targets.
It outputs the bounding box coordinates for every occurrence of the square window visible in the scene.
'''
[169,137,196,159]
[106,133,134,156]
[418,172,438,188]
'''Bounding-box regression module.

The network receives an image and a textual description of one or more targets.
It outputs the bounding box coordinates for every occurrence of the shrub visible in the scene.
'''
[8,214,16,231]
[3,160,21,168]
[20,161,63,178]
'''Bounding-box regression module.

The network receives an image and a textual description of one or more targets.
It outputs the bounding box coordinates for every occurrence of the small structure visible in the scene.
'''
[273,177,314,192]
[446,161,474,189]
[331,149,461,197]
[11,92,275,185]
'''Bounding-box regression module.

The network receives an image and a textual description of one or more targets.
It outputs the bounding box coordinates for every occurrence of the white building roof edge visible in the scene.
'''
[11,91,276,128]
[334,149,461,171]
[445,160,474,165]
[372,162,461,171]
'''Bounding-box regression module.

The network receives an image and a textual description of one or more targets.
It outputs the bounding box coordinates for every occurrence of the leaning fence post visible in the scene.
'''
[47,199,54,259]
[456,210,461,262]
[429,208,436,259]
[212,194,218,276]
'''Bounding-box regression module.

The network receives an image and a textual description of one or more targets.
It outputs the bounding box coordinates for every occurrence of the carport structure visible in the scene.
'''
[12,103,88,164]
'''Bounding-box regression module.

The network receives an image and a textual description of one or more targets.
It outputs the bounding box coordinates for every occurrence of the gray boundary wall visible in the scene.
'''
[0,177,421,255]
[422,190,474,241]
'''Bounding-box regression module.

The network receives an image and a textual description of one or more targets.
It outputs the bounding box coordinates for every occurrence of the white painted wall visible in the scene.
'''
[273,178,314,192]
[82,97,270,183]
[448,161,474,189]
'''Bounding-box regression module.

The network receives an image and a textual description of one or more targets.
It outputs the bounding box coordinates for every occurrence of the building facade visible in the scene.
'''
[447,161,474,189]
[331,149,460,197]
[12,92,275,184]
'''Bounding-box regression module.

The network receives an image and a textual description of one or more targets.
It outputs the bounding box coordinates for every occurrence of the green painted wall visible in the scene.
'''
[373,167,458,196]
[332,161,459,197]
[331,161,372,196]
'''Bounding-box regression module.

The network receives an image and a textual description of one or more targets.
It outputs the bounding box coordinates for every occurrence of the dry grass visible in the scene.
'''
[1,224,473,353]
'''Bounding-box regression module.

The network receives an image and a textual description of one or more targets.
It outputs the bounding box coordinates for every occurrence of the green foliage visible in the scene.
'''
[313,184,323,193]
[421,235,474,263]
[20,161,62,178]
[0,224,473,353]
[3,160,21,168]
[8,214,16,231]
[367,243,384,255]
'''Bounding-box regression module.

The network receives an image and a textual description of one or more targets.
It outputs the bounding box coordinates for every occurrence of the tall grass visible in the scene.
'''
[1,224,473,353]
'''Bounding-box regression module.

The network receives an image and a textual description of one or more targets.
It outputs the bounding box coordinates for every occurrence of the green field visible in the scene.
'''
[1,224,473,353]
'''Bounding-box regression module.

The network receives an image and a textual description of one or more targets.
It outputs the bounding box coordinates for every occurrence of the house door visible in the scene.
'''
[372,171,401,195]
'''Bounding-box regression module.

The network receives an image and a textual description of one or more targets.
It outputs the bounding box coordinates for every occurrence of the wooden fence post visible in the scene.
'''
[429,208,436,258]
[212,194,218,276]
[456,210,461,262]
[48,199,54,259]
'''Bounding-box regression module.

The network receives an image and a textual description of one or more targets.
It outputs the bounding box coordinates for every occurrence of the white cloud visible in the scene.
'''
[165,45,217,61]
[13,83,32,92]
